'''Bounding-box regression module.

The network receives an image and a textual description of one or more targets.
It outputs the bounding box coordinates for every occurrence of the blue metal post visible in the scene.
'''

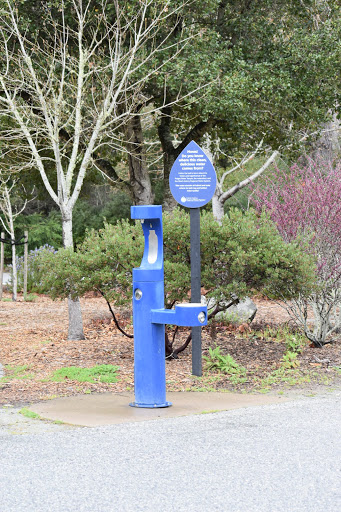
[130,205,207,409]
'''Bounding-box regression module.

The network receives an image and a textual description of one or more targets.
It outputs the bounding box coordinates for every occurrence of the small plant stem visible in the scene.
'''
[173,332,192,357]
[172,326,179,344]
[98,289,133,339]
[165,331,174,358]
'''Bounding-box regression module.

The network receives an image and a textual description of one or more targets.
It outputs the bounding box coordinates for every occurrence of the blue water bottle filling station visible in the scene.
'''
[130,205,207,409]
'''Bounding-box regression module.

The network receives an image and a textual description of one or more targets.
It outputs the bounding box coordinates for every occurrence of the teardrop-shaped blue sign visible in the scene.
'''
[169,141,217,208]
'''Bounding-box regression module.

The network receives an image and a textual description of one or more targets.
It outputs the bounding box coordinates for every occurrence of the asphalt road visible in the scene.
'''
[1,391,340,512]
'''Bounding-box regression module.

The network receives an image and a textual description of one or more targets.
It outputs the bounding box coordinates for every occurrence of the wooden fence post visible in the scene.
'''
[23,230,28,301]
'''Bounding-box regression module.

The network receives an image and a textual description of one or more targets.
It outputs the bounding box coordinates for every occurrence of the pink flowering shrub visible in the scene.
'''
[252,157,341,346]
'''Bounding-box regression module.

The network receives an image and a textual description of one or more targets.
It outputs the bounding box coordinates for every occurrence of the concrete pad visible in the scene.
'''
[29,392,289,427]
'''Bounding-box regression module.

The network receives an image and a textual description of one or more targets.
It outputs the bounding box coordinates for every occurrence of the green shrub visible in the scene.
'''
[284,333,305,354]
[203,347,247,384]
[35,208,317,310]
[281,351,300,369]
[204,346,245,373]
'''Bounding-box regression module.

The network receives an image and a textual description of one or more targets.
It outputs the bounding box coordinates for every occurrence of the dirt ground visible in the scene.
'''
[1,292,340,406]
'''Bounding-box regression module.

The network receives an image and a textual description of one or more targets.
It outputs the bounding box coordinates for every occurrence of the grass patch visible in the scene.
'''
[19,408,41,420]
[247,326,311,392]
[190,386,218,392]
[253,368,314,392]
[25,293,38,302]
[0,365,35,383]
[51,364,119,383]
[34,339,53,349]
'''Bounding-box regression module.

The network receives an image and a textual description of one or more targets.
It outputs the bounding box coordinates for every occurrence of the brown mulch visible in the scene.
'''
[0,292,340,406]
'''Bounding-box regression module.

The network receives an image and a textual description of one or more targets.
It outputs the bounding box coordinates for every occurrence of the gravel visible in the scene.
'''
[1,389,341,512]
[0,405,79,436]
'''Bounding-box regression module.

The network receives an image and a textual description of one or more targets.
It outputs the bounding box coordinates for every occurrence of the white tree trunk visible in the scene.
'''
[62,214,73,249]
[0,0,191,339]
[7,206,17,301]
[62,212,85,341]
[212,193,224,224]
[0,182,26,301]
[67,296,85,340]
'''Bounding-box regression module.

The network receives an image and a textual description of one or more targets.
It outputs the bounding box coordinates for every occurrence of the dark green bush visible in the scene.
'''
[35,208,316,308]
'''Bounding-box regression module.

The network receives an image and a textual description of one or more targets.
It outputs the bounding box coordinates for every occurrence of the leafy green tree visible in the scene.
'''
[4,1,339,217]
[15,211,63,254]
[149,0,341,210]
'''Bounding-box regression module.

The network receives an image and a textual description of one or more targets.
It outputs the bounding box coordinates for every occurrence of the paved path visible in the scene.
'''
[1,390,340,512]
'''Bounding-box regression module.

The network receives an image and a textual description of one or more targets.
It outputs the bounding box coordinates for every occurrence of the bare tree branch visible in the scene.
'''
[0,0,193,339]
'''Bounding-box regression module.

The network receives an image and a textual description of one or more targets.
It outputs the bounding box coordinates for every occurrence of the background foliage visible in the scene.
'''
[34,208,317,310]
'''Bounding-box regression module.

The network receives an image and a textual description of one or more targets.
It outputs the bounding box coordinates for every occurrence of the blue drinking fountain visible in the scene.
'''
[130,205,207,408]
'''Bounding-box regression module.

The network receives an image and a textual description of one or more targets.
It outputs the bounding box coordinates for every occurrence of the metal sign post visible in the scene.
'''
[190,207,202,375]
[23,230,28,301]
[169,141,217,376]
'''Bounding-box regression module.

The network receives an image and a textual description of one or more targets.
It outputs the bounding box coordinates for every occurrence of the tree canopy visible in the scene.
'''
[1,0,340,213]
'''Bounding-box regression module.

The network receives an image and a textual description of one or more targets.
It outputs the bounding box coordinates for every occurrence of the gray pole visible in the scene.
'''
[23,230,28,301]
[190,208,202,376]
[0,232,4,300]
